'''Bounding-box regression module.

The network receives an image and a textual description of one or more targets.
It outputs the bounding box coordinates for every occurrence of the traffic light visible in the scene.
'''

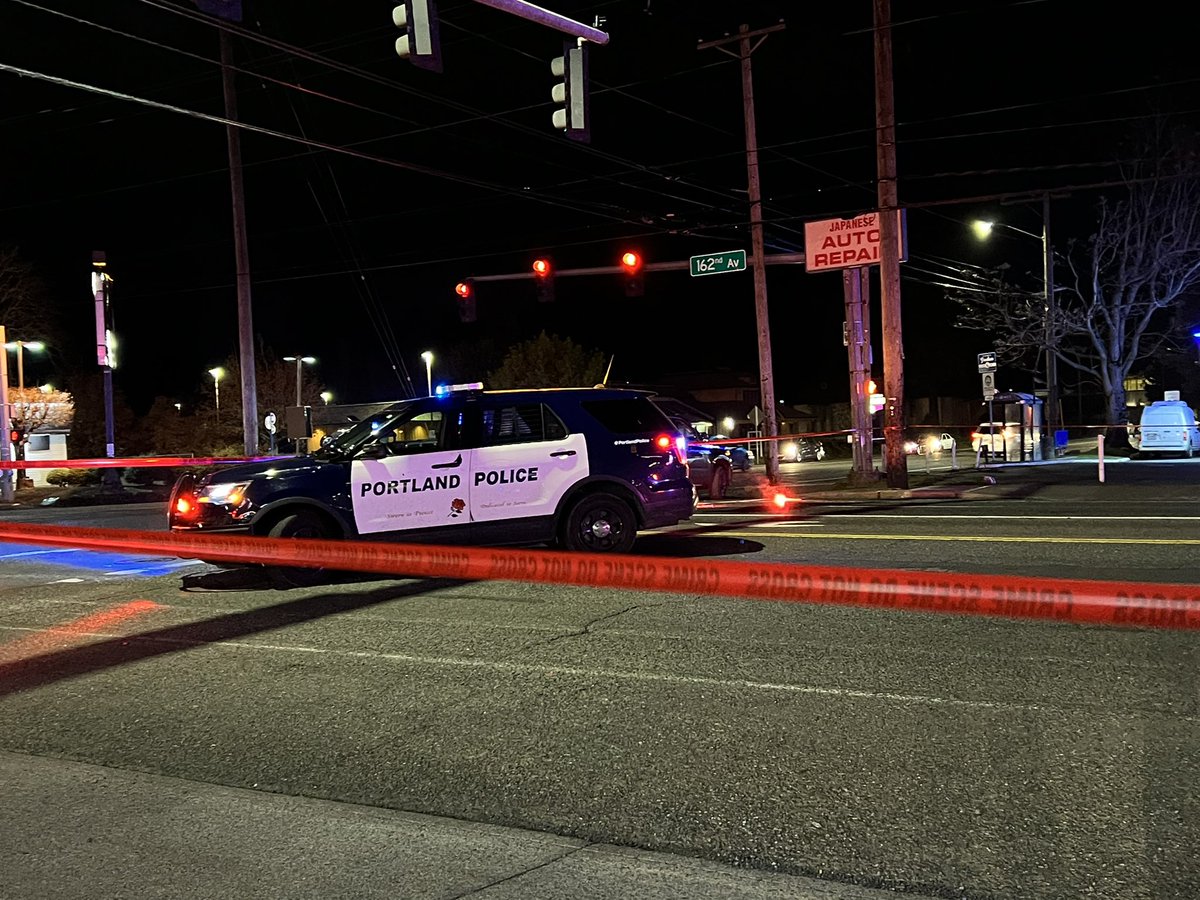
[532,257,555,303]
[393,0,442,72]
[550,41,590,143]
[455,279,476,323]
[619,249,644,297]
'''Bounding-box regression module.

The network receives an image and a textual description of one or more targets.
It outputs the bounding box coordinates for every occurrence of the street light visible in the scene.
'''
[4,340,46,392]
[420,350,433,396]
[320,391,333,405]
[208,367,225,422]
[973,195,1057,454]
[282,355,316,407]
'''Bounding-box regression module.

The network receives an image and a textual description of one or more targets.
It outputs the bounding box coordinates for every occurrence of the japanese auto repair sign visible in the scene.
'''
[803,210,908,273]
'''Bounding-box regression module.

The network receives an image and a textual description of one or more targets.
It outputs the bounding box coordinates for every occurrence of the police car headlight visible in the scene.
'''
[198,481,251,507]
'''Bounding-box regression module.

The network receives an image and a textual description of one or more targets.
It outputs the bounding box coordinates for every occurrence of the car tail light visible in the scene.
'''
[654,433,686,463]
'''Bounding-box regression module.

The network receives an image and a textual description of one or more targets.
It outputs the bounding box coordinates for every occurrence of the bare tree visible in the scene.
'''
[950,126,1200,432]
[0,246,56,337]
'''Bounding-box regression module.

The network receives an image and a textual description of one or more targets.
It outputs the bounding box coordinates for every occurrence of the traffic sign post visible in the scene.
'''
[689,250,747,277]
[977,351,997,373]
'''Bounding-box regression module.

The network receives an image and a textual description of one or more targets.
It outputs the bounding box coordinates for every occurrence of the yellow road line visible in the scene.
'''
[710,530,1200,545]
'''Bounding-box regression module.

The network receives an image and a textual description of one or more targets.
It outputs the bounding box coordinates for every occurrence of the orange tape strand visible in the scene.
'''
[0,523,1197,631]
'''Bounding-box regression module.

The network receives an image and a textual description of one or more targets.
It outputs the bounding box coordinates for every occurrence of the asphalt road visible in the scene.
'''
[1,458,1198,899]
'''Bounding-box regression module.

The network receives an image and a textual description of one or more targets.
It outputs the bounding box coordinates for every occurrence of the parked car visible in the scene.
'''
[684,441,734,499]
[169,385,697,587]
[779,438,825,462]
[710,436,754,471]
[971,422,1027,458]
[905,432,957,455]
[667,418,745,498]
[1136,399,1200,457]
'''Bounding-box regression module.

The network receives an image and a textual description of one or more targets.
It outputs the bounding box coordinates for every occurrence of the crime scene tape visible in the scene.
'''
[0,456,285,470]
[1,523,1198,631]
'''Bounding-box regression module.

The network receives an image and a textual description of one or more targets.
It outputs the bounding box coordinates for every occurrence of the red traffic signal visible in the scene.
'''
[620,250,644,297]
[532,257,555,303]
[454,279,476,323]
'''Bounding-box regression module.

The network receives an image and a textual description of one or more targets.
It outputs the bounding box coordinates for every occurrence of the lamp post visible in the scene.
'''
[91,252,117,470]
[421,350,433,396]
[282,355,316,407]
[208,367,225,422]
[4,340,46,392]
[973,195,1057,457]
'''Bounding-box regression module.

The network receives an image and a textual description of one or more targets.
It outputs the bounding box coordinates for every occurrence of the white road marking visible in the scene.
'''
[0,622,1186,719]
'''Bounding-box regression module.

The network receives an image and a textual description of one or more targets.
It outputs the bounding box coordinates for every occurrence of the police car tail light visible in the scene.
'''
[197,481,251,507]
[674,434,688,462]
[655,433,685,463]
[174,494,197,518]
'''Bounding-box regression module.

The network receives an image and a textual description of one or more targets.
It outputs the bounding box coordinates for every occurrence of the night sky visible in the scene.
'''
[2,0,1196,414]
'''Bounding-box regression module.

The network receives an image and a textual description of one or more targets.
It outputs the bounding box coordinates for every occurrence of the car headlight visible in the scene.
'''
[904,441,919,454]
[781,441,797,458]
[197,481,251,507]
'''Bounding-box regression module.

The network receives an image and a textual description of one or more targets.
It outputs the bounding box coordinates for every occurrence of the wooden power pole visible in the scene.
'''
[699,21,786,484]
[873,0,908,488]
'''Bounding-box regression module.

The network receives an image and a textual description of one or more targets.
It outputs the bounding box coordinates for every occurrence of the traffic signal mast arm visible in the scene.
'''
[462,252,806,284]
[470,0,609,44]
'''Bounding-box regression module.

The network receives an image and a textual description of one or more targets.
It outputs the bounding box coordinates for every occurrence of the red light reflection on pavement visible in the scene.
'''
[0,599,163,664]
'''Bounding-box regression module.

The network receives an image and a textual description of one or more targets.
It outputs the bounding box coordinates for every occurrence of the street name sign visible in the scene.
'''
[690,250,747,277]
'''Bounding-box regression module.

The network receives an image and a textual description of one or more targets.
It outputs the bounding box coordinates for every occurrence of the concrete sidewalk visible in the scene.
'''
[2,751,927,900]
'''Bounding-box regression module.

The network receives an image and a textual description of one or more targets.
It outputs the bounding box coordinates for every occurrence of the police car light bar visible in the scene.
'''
[434,382,484,397]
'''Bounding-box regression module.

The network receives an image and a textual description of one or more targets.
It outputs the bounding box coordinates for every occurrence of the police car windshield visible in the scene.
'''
[319,404,415,457]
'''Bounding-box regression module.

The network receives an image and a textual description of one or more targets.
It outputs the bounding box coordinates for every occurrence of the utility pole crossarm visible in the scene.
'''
[697,22,786,52]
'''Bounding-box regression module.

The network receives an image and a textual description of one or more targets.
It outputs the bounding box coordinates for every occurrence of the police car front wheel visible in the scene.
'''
[561,492,637,554]
[266,510,335,589]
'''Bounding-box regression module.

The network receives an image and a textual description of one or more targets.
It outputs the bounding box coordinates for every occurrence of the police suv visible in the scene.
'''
[168,385,697,587]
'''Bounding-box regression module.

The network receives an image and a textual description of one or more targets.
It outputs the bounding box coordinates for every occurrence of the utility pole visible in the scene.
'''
[1042,191,1058,456]
[873,0,908,488]
[698,21,786,484]
[0,325,12,503]
[220,29,260,457]
[843,267,874,478]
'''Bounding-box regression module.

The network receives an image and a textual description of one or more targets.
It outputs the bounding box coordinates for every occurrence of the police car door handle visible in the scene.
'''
[550,450,577,458]
[432,454,463,468]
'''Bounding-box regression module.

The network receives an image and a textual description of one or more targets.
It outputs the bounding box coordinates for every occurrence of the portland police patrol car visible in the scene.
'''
[168,384,697,587]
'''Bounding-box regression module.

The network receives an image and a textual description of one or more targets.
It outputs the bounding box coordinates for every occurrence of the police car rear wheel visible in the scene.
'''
[562,493,636,554]
[266,510,333,589]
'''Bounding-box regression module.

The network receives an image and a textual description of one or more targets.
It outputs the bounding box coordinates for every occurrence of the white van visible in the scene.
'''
[1137,400,1200,457]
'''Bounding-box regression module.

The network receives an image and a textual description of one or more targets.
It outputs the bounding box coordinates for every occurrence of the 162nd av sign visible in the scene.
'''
[690,249,747,277]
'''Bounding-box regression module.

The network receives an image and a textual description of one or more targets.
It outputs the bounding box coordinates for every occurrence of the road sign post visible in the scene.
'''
[689,250,747,277]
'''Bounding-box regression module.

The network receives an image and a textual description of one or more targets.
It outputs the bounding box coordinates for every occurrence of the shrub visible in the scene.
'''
[45,469,100,487]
